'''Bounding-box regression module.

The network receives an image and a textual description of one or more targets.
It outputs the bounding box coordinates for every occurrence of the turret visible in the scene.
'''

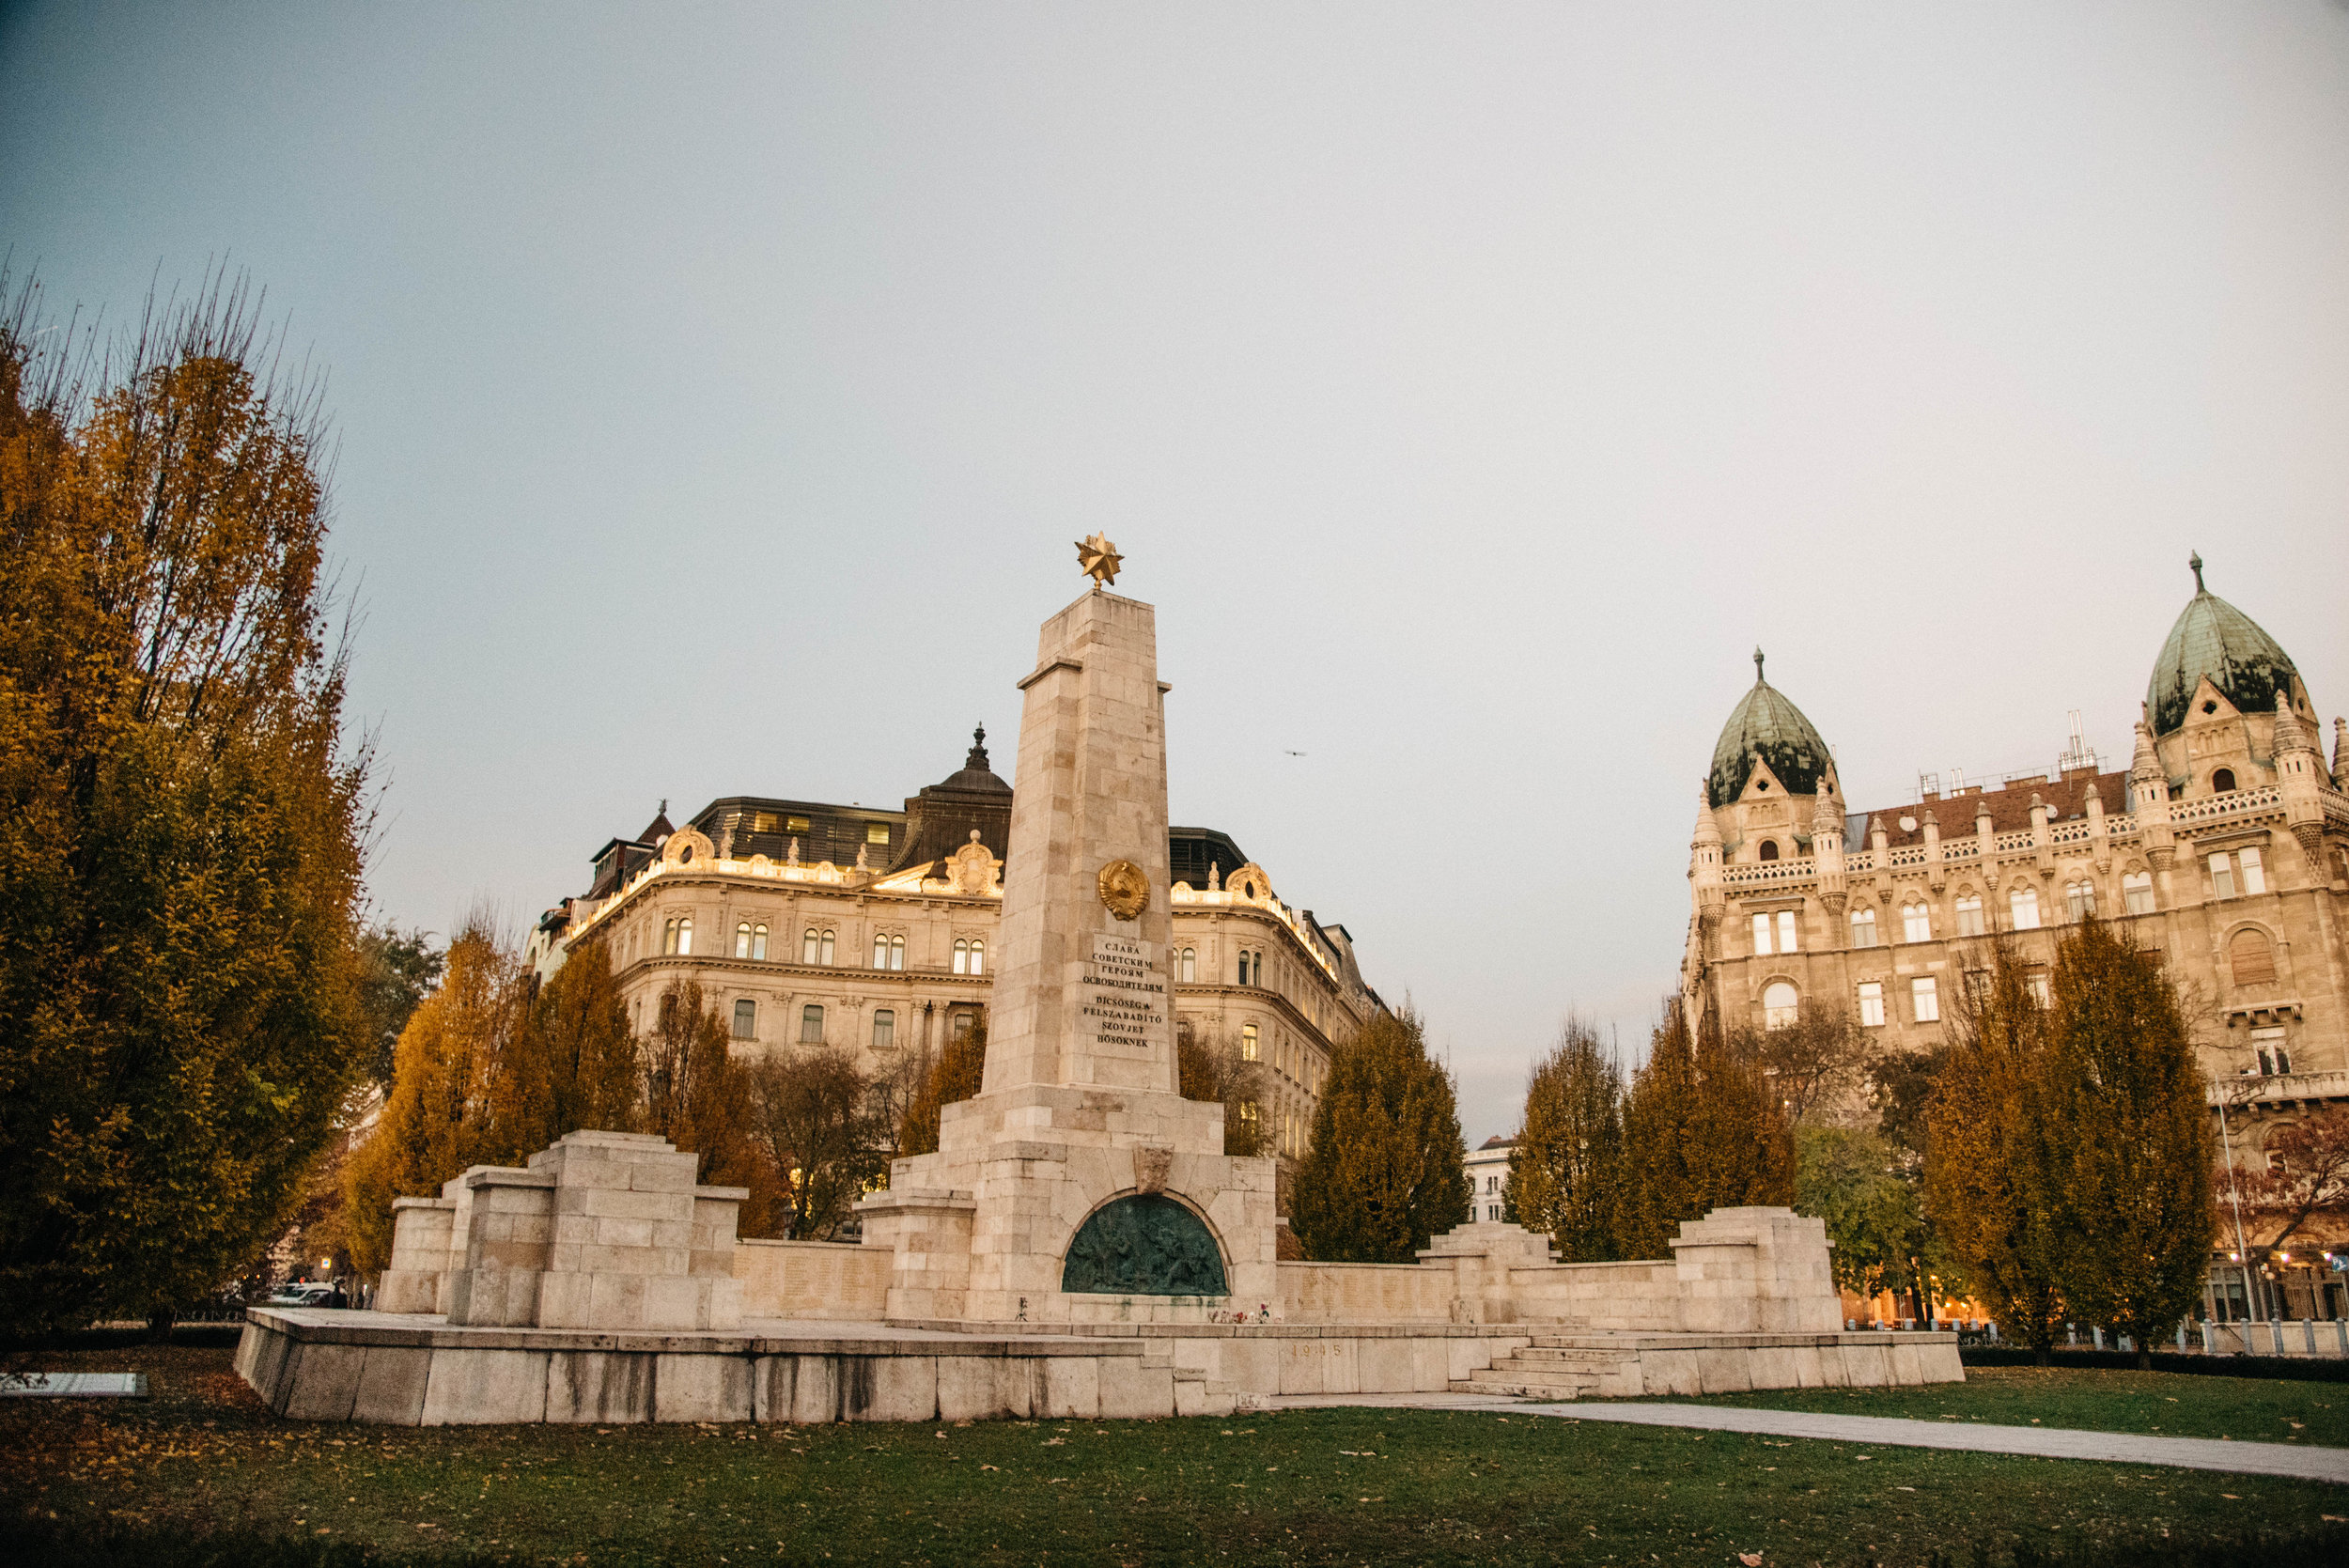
[2085,776,2108,870]
[2131,713,2175,876]
[1688,781,1725,966]
[2275,689,2325,869]
[1921,808,1943,892]
[2334,718,2349,793]
[1812,768,1846,915]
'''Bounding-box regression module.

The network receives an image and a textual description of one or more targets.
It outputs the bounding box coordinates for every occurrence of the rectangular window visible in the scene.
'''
[753,812,778,833]
[800,1004,824,1044]
[1751,913,1773,956]
[872,1008,895,1049]
[2252,1027,2289,1077]
[2009,889,2041,930]
[1904,905,1932,943]
[732,999,757,1039]
[1241,1023,1260,1062]
[1857,981,1884,1028]
[951,1010,974,1038]
[1849,908,1876,948]
[865,822,890,845]
[2239,847,2266,895]
[786,815,810,834]
[1955,896,1984,937]
[2123,872,2155,915]
[1911,977,1940,1023]
[2209,852,2235,900]
[2026,972,2051,1008]
[1775,910,1798,954]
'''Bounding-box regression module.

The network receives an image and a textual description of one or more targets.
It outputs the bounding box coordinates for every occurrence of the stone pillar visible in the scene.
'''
[377,1196,457,1314]
[1668,1207,1842,1334]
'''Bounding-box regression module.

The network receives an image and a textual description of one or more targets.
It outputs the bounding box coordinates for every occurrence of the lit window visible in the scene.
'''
[968,939,983,976]
[676,916,692,955]
[2065,881,2095,922]
[732,999,756,1039]
[1849,908,1877,948]
[865,822,890,845]
[1242,1023,1259,1062]
[1776,910,1798,953]
[819,929,834,965]
[737,922,754,959]
[872,1008,895,1048]
[800,1004,824,1044]
[1857,981,1884,1028]
[1903,904,1932,943]
[2123,872,2155,915]
[753,812,778,834]
[1911,977,1940,1023]
[2239,847,2265,896]
[2025,972,2050,1008]
[1751,913,1773,956]
[2209,852,2235,900]
[786,815,810,834]
[802,927,818,965]
[1763,981,1798,1031]
[1179,946,1196,983]
[1954,895,1984,937]
[753,923,768,960]
[953,939,970,974]
[2009,889,2040,930]
[663,918,678,955]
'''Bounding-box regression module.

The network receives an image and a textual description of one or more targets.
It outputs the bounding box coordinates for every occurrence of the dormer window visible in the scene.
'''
[1758,841,1780,862]
[2211,768,2236,793]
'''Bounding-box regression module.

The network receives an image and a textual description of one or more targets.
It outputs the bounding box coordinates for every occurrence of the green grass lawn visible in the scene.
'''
[4,1342,2347,1567]
[1652,1365,2349,1448]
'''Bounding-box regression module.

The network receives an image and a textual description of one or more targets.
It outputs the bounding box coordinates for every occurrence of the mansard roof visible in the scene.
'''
[2147,556,2302,737]
[1707,652,1832,808]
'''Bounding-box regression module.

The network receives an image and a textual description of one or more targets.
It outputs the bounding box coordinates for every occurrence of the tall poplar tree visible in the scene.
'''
[640,980,764,1210]
[0,276,369,1333]
[897,1022,988,1158]
[1289,1006,1470,1263]
[494,936,640,1153]
[2040,915,2217,1368]
[1505,1017,1625,1261]
[1924,940,2064,1361]
[1616,1001,1796,1258]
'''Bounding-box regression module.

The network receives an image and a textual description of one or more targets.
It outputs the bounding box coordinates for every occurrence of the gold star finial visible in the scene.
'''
[1075,532,1123,589]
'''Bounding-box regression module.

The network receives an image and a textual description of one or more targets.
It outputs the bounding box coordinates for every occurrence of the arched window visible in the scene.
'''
[2212,768,2237,794]
[801,928,818,964]
[1241,1023,1259,1062]
[731,999,757,1039]
[1237,950,1253,986]
[890,934,905,970]
[872,1008,895,1048]
[1179,946,1196,982]
[2009,888,2041,930]
[1763,981,1798,1031]
[753,923,768,960]
[953,939,970,974]
[2065,881,2095,922]
[1848,908,1877,948]
[874,933,888,969]
[663,918,677,955]
[737,922,754,958]
[2123,871,2155,915]
[1758,840,1780,862]
[2231,928,2277,987]
[1902,903,1931,943]
[1954,894,1984,937]
[968,939,983,976]
[675,917,692,955]
[819,929,835,966]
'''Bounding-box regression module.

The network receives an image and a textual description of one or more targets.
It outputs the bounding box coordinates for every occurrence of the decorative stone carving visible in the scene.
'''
[948,830,997,895]
[1097,858,1149,922]
[1061,1195,1227,1296]
[1132,1144,1173,1195]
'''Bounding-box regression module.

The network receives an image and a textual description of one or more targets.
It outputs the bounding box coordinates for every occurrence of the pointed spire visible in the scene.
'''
[2132,716,2161,779]
[2334,718,2349,789]
[966,722,990,771]
[2274,688,2313,754]
[2189,551,2205,593]
[1695,780,1723,845]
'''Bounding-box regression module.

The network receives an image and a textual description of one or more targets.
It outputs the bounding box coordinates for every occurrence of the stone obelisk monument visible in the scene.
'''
[860,537,1279,1325]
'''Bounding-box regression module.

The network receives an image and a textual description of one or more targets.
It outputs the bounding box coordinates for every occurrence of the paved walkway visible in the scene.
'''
[1268,1393,2349,1484]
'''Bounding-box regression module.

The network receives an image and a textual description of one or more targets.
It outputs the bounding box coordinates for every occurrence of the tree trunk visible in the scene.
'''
[144,1307,176,1343]
[2136,1346,2153,1371]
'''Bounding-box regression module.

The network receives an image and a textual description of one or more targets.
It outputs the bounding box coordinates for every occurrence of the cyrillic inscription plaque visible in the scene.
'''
[1082,932,1164,1050]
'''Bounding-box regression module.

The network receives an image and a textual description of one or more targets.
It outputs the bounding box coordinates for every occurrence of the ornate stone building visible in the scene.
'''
[1680,559,2349,1316]
[531,728,1383,1164]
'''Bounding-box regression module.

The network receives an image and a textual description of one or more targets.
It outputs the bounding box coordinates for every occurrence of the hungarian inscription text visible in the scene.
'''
[1082,933,1164,1051]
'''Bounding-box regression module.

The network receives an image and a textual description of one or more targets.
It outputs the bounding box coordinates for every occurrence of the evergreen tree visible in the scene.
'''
[2040,915,2217,1368]
[0,274,370,1334]
[1289,1006,1470,1263]
[494,936,640,1153]
[897,1021,988,1158]
[342,923,523,1273]
[1616,1001,1796,1258]
[1504,1017,1625,1261]
[1924,940,2064,1361]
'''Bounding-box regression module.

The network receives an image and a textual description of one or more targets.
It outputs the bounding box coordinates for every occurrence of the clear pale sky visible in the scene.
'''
[6,3,2345,1141]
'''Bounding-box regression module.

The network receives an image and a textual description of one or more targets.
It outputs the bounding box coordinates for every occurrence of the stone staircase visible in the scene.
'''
[1453,1337,1641,1400]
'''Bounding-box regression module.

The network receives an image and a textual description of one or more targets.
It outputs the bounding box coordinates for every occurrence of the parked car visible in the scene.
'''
[264,1282,347,1309]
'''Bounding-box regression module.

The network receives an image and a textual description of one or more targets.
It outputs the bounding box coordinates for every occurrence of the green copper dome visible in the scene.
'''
[1707,650,1831,809]
[2146,555,2300,737]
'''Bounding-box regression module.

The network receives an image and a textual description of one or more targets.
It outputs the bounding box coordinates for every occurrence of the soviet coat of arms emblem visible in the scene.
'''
[1097,859,1149,921]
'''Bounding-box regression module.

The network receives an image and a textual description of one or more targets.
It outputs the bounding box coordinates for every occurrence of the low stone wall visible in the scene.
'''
[733,1239,892,1321]
[1500,1261,1685,1329]
[1280,1262,1460,1324]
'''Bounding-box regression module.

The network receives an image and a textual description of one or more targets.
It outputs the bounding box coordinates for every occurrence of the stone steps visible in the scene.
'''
[1452,1344,1639,1400]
